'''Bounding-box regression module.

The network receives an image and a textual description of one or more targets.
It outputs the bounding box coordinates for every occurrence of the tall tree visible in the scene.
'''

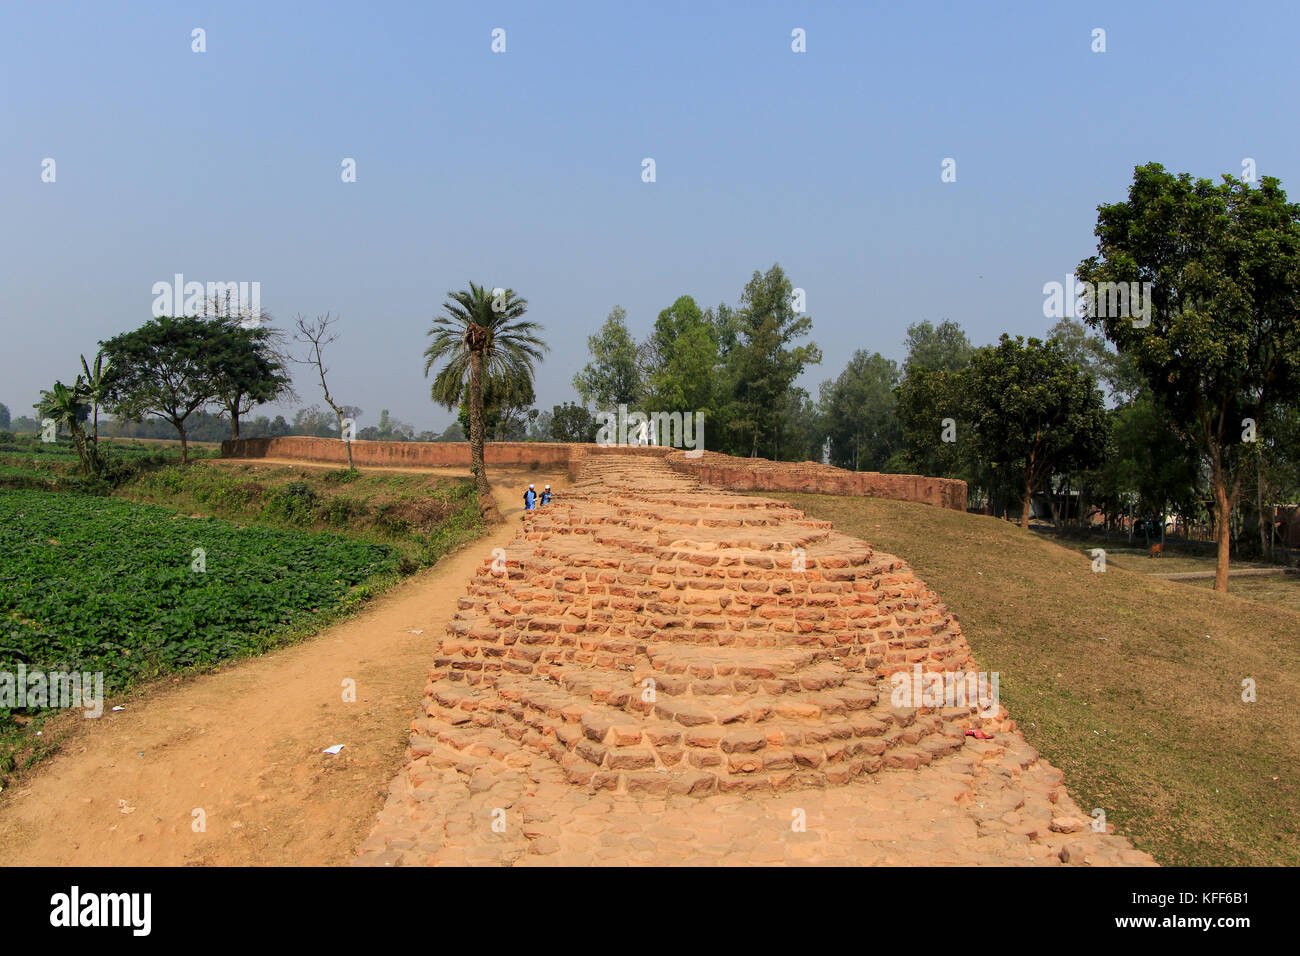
[424,283,547,506]
[573,306,644,411]
[963,335,1108,528]
[896,318,973,478]
[100,315,223,463]
[1077,164,1300,590]
[724,265,821,458]
[902,319,972,375]
[644,295,719,415]
[819,350,901,471]
[896,365,967,479]
[0,403,9,430]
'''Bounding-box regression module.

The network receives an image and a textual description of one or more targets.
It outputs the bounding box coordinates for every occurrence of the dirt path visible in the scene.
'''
[0,476,551,866]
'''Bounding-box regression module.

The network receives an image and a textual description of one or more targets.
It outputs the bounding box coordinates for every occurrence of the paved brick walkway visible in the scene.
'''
[355,454,1155,866]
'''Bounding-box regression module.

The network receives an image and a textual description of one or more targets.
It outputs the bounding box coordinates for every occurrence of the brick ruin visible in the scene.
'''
[417,453,993,796]
[221,437,967,511]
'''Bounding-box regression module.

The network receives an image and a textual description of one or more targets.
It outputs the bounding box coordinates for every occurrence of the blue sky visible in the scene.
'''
[3,1,1297,431]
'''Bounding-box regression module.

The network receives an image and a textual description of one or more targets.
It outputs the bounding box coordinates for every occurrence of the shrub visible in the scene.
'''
[319,496,366,526]
[265,482,320,524]
[322,468,361,483]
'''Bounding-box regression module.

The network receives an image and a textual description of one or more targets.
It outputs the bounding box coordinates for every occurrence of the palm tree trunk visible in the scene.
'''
[468,347,492,500]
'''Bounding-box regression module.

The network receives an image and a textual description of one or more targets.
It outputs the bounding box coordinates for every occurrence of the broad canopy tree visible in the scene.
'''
[100,315,293,461]
[100,316,225,463]
[1077,164,1300,591]
[208,318,293,441]
[962,334,1108,528]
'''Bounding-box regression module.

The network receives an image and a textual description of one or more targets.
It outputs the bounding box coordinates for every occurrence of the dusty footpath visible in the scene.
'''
[0,477,531,866]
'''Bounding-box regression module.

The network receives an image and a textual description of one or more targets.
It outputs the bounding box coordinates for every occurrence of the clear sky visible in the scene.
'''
[3,1,1297,432]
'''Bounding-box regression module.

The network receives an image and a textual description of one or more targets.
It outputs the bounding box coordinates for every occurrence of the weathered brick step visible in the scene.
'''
[408,452,984,794]
[619,511,795,530]
[642,642,834,676]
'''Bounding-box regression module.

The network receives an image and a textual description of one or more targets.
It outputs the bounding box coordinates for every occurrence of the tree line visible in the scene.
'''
[10,164,1299,591]
[562,164,1300,592]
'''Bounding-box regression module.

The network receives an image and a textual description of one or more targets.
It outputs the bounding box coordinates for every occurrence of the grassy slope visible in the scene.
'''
[780,492,1300,867]
[119,462,484,567]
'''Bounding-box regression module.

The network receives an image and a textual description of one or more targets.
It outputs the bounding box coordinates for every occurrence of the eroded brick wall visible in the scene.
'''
[665,450,967,511]
[221,438,966,510]
[221,436,573,468]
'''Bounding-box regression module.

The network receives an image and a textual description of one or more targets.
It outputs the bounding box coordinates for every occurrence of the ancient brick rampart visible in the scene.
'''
[222,437,966,511]
[665,450,967,511]
[416,453,983,796]
[220,435,573,468]
[356,452,1154,866]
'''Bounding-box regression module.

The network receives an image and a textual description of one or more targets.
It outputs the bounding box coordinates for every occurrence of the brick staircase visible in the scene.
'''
[413,453,994,796]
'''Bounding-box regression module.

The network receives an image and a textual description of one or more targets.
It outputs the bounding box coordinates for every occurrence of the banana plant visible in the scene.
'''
[36,380,93,476]
[79,350,110,446]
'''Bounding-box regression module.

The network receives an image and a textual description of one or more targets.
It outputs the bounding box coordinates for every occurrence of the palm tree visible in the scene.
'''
[423,283,547,507]
[36,380,93,475]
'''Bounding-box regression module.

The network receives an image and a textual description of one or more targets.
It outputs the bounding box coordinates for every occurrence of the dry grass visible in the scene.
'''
[779,492,1300,866]
[1184,574,1300,616]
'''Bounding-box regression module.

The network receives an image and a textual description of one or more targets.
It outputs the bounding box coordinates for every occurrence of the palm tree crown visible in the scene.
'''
[423,283,546,409]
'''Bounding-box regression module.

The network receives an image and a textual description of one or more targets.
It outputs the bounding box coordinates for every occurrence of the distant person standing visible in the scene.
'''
[541,484,552,505]
[523,483,537,510]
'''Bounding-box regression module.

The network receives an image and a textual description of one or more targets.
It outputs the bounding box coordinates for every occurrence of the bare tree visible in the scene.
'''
[292,313,356,469]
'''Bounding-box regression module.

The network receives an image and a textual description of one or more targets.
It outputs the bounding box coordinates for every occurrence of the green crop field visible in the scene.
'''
[0,488,398,755]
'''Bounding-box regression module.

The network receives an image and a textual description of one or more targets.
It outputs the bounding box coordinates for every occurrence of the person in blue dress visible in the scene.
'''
[541,484,552,505]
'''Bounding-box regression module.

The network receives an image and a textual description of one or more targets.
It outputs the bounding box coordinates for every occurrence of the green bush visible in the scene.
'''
[265,482,320,524]
[321,468,361,483]
[319,496,366,526]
